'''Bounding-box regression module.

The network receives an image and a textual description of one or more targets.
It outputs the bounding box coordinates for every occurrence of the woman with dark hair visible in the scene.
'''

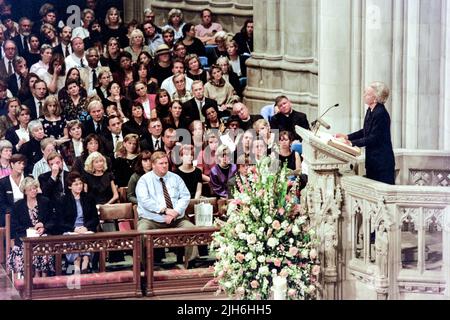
[181,23,206,57]
[173,41,187,62]
[129,62,158,100]
[84,19,104,51]
[60,171,99,273]
[155,89,172,120]
[5,106,30,153]
[122,102,148,138]
[23,35,41,68]
[112,133,140,187]
[134,81,156,120]
[175,144,202,199]
[126,150,152,204]
[41,53,66,94]
[278,130,302,173]
[232,19,253,55]
[18,73,40,102]
[60,120,83,168]
[101,37,121,74]
[137,51,153,69]
[202,104,225,133]
[58,67,87,102]
[60,79,89,121]
[113,51,135,96]
[105,81,132,119]
[0,98,20,139]
[162,99,189,130]
[71,133,112,175]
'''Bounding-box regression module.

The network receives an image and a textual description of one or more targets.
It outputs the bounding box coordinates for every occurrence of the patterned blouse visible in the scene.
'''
[61,96,89,122]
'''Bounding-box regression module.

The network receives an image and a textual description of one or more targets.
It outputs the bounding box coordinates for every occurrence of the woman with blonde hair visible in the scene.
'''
[112,133,140,187]
[164,8,186,42]
[83,151,118,205]
[41,95,67,143]
[124,29,151,63]
[204,64,240,114]
[103,7,128,48]
[253,118,276,154]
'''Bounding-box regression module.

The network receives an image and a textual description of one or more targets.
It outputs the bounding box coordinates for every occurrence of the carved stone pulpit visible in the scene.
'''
[295,126,359,300]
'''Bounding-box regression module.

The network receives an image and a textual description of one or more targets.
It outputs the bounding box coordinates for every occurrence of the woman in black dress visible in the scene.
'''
[162,100,189,130]
[155,89,172,120]
[82,151,118,205]
[112,133,140,187]
[72,134,112,176]
[175,144,202,199]
[103,7,128,49]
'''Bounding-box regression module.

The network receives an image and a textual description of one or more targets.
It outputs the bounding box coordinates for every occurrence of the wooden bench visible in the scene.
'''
[143,227,219,296]
[16,231,142,300]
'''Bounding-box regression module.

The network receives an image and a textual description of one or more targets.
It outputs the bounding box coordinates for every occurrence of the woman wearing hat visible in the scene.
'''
[149,44,173,87]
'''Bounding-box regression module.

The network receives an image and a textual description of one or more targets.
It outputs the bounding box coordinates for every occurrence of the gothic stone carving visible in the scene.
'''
[410,170,450,187]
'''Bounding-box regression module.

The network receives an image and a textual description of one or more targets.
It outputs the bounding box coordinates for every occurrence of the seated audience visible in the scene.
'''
[127,150,152,205]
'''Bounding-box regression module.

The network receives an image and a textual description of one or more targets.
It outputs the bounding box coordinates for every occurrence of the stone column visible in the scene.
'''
[245,0,318,119]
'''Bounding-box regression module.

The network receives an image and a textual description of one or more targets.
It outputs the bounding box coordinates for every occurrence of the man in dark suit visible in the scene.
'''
[12,17,32,56]
[101,115,123,159]
[232,102,263,132]
[182,80,217,124]
[0,40,17,80]
[7,56,27,97]
[52,26,72,59]
[82,99,109,137]
[38,152,70,204]
[336,81,395,185]
[140,118,164,153]
[270,95,310,142]
[23,79,47,120]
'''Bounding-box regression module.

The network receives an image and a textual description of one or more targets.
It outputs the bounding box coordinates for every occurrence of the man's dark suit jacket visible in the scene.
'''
[183,97,217,124]
[59,192,99,233]
[12,34,28,57]
[0,176,14,227]
[7,73,20,97]
[12,195,58,244]
[270,110,310,141]
[348,103,395,185]
[52,43,71,58]
[38,170,70,203]
[23,98,40,120]
[19,138,43,175]
[82,117,109,138]
[101,132,115,160]
[139,132,164,153]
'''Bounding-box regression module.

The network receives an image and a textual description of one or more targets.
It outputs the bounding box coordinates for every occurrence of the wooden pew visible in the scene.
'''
[143,227,219,296]
[15,231,142,300]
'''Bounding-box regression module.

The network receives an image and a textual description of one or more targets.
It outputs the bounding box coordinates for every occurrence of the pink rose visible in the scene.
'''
[285,195,292,202]
[236,253,245,263]
[278,208,285,215]
[287,261,292,266]
[231,199,242,206]
[250,280,259,289]
[274,258,282,267]
[272,220,281,230]
[312,265,320,276]
[289,247,299,256]
[288,289,297,297]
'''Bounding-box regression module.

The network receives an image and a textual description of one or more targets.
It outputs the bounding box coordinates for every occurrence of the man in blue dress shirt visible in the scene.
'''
[136,151,198,264]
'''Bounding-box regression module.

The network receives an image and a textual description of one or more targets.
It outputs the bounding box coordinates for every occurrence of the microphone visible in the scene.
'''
[312,103,339,134]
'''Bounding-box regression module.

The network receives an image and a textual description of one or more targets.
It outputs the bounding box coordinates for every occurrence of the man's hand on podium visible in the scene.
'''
[333,133,352,146]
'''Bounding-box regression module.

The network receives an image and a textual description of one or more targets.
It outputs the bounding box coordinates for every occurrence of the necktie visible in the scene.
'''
[80,58,84,68]
[159,177,173,209]
[64,45,70,57]
[7,60,12,76]
[155,139,159,150]
[92,68,97,90]
[23,36,29,53]
[95,122,101,134]
[38,101,43,117]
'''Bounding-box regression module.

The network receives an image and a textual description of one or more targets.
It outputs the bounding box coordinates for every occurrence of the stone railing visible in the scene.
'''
[341,175,450,300]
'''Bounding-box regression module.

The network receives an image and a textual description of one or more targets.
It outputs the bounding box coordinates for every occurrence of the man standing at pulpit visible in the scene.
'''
[335,81,395,185]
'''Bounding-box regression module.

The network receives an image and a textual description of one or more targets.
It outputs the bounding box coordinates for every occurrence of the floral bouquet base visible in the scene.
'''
[211,157,321,300]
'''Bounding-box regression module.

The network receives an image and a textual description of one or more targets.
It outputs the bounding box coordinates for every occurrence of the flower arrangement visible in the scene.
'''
[211,157,321,300]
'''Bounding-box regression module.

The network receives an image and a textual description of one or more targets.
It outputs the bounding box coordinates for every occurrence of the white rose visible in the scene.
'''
[245,252,254,261]
[289,238,294,244]
[247,233,257,245]
[258,266,270,276]
[239,232,248,240]
[281,221,289,229]
[264,216,273,225]
[292,225,300,235]
[267,237,279,248]
[257,255,266,263]
[235,223,245,233]
[249,260,257,270]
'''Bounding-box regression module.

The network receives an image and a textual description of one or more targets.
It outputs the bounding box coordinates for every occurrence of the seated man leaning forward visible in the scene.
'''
[136,151,198,265]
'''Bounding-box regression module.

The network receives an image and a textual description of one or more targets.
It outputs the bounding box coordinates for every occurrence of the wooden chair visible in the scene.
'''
[117,187,128,203]
[98,203,137,231]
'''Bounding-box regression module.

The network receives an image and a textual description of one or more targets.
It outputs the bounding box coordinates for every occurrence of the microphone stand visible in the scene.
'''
[312,103,339,135]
